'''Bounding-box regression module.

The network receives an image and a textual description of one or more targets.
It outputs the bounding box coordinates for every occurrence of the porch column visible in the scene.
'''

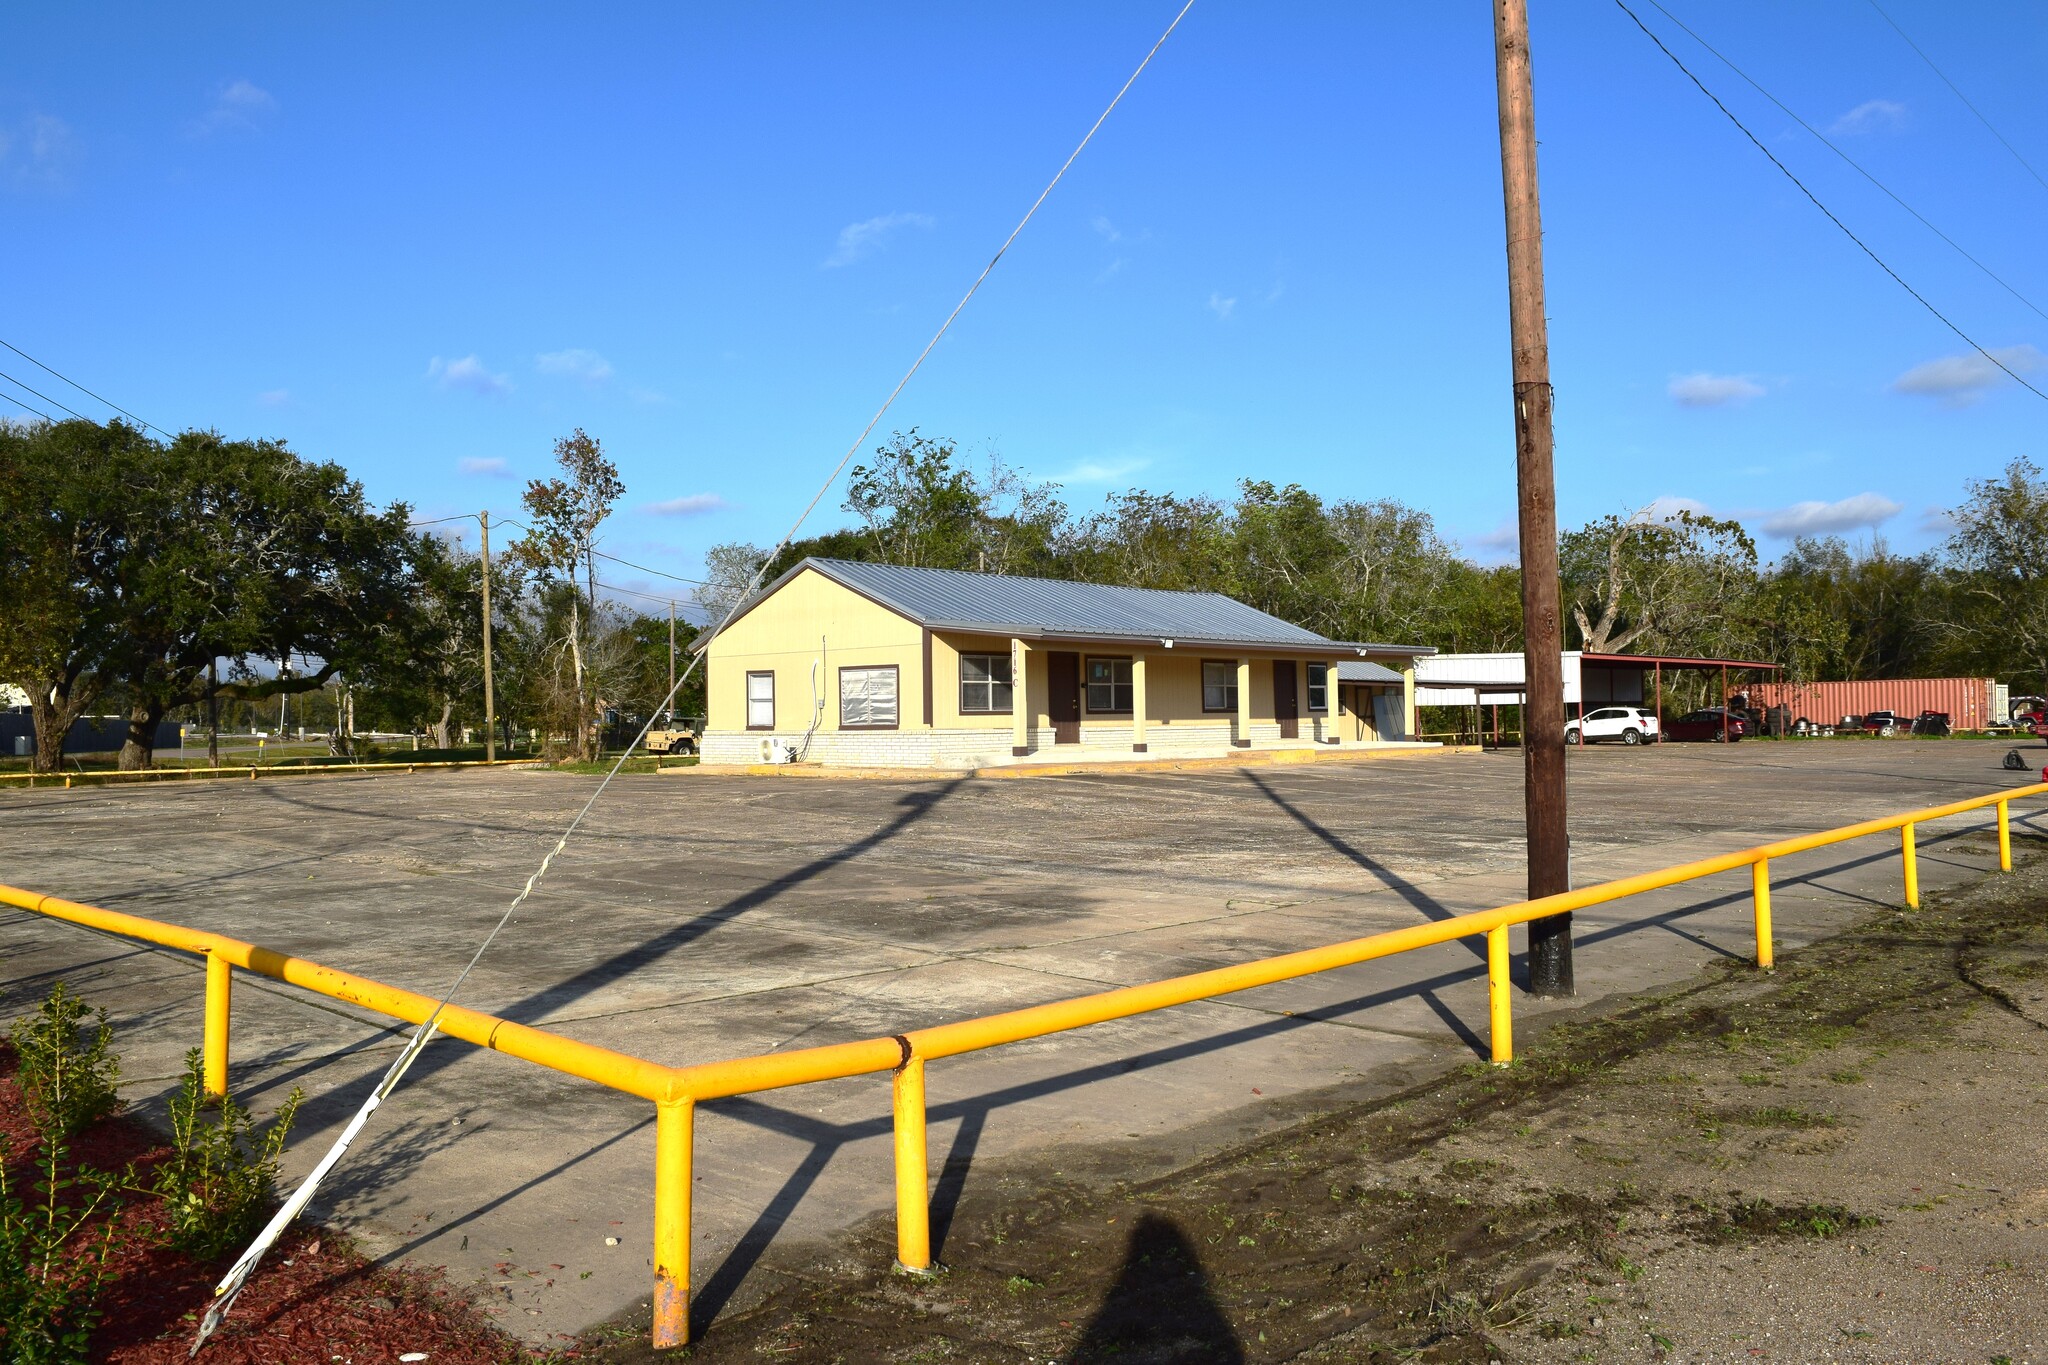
[1295,659,1311,744]
[1401,662,1417,742]
[1328,659,1343,743]
[1234,658,1252,747]
[1010,639,1030,757]
[1131,654,1148,753]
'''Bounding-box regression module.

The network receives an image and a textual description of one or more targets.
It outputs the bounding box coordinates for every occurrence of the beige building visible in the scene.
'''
[698,558,1433,768]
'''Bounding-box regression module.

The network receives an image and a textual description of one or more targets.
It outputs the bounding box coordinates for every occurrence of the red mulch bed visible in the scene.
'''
[1,1051,533,1363]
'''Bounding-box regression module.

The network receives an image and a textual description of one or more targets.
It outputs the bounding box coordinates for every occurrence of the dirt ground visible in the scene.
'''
[593,823,2048,1364]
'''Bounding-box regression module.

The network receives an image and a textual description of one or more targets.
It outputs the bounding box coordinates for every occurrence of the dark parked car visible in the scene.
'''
[1859,710,1901,736]
[1665,707,1746,742]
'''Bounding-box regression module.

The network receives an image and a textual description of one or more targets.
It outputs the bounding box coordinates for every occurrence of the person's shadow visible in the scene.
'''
[1067,1214,1245,1364]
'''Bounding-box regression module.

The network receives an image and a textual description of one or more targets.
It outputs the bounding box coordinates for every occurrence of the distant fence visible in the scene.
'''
[4,780,2043,1347]
[0,711,179,758]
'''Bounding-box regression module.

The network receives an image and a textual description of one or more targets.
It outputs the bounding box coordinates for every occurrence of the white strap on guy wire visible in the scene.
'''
[192,2,1197,1351]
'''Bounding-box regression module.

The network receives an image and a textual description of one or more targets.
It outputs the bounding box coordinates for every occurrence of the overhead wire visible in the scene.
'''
[191,2,1199,1348]
[590,548,709,587]
[1641,0,2047,327]
[1864,0,2048,197]
[0,336,171,436]
[0,368,95,423]
[1613,0,2048,405]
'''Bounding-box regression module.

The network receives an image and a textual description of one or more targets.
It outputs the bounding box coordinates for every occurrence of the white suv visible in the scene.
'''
[1565,706,1660,746]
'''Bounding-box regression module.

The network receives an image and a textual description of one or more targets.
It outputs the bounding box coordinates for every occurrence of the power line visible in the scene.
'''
[1614,0,2048,405]
[0,368,95,422]
[1865,0,2048,197]
[591,548,709,587]
[0,337,170,436]
[1643,0,2046,326]
[0,389,55,423]
[192,4,1197,1345]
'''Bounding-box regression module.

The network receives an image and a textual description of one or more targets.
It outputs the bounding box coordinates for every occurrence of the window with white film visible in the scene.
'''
[746,672,775,729]
[959,653,1014,713]
[1308,663,1329,713]
[1202,660,1239,712]
[840,666,899,728]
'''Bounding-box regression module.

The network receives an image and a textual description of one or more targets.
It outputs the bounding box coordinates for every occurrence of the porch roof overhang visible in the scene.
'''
[938,624,1434,658]
[1581,653,1780,672]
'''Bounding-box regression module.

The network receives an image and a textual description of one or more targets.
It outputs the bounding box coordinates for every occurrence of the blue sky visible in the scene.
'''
[4,3,2043,607]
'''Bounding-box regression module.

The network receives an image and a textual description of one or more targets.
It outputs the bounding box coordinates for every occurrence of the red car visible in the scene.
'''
[1664,708,1746,742]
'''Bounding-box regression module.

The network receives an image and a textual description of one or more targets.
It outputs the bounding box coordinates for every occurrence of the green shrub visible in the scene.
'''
[0,1136,126,1364]
[154,1050,303,1259]
[10,983,120,1139]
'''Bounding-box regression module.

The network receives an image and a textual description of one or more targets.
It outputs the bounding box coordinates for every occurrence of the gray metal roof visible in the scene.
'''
[724,558,1432,655]
[1337,660,1406,684]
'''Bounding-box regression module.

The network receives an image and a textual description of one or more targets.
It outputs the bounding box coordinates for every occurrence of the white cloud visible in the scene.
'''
[644,493,726,516]
[1091,215,1123,244]
[1668,372,1766,407]
[1760,492,1903,538]
[1918,505,1958,535]
[255,388,290,407]
[1829,98,1905,135]
[1207,292,1237,321]
[427,354,512,396]
[190,79,275,136]
[823,212,934,268]
[458,457,510,478]
[1891,345,2044,407]
[535,348,614,385]
[1468,521,1521,563]
[1,114,81,190]
[1644,495,1711,520]
[1046,456,1151,486]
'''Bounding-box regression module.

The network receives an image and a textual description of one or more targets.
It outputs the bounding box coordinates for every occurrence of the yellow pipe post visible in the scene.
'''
[1902,822,1919,908]
[1751,858,1773,970]
[893,1055,934,1271]
[203,951,232,1098]
[1999,799,2012,872]
[1485,925,1512,1065]
[652,1099,695,1349]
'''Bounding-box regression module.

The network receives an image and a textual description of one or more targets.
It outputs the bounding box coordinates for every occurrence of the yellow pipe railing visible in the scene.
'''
[3,780,2042,1347]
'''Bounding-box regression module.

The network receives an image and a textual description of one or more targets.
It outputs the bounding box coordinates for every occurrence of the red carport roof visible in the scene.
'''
[1580,653,1779,671]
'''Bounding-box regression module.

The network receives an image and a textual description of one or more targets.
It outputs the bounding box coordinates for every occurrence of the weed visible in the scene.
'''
[1002,1275,1037,1294]
[154,1049,304,1259]
[10,984,119,1139]
[0,1135,127,1364]
[1829,1069,1865,1084]
[1735,1106,1836,1129]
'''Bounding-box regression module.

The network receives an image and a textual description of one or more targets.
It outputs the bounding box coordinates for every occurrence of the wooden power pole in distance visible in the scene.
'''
[668,600,677,718]
[480,509,497,762]
[1493,0,1573,996]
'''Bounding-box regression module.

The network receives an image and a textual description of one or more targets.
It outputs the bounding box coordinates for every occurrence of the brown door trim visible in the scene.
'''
[1274,660,1299,740]
[1048,651,1081,744]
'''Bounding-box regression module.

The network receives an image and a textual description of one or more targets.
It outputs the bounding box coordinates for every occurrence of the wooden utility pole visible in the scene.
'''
[480,509,497,762]
[667,600,677,719]
[1493,0,1572,996]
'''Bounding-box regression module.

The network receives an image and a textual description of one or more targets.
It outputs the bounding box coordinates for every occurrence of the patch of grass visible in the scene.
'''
[1732,1105,1836,1129]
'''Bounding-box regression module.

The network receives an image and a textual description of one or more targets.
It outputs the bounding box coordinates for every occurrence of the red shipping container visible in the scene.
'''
[1741,678,1998,731]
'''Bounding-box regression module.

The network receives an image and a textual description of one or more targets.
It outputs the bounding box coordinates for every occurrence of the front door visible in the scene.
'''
[1048,651,1081,744]
[1274,660,1299,739]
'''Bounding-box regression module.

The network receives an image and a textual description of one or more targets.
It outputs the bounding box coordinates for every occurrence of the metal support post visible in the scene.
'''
[1751,858,1773,970]
[652,1099,695,1348]
[893,1055,934,1272]
[1486,925,1513,1065]
[1999,799,2012,872]
[1902,822,1919,908]
[203,951,232,1098]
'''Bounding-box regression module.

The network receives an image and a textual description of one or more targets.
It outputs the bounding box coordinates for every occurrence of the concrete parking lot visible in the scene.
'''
[3,740,2042,1344]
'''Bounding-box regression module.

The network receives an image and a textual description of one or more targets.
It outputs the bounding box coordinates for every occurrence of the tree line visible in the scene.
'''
[707,431,2048,705]
[0,420,694,773]
[7,418,2042,773]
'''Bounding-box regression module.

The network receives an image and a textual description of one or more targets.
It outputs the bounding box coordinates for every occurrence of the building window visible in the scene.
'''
[1085,657,1133,714]
[1202,660,1239,713]
[839,665,900,729]
[746,671,775,730]
[1308,663,1329,714]
[959,653,1014,713]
